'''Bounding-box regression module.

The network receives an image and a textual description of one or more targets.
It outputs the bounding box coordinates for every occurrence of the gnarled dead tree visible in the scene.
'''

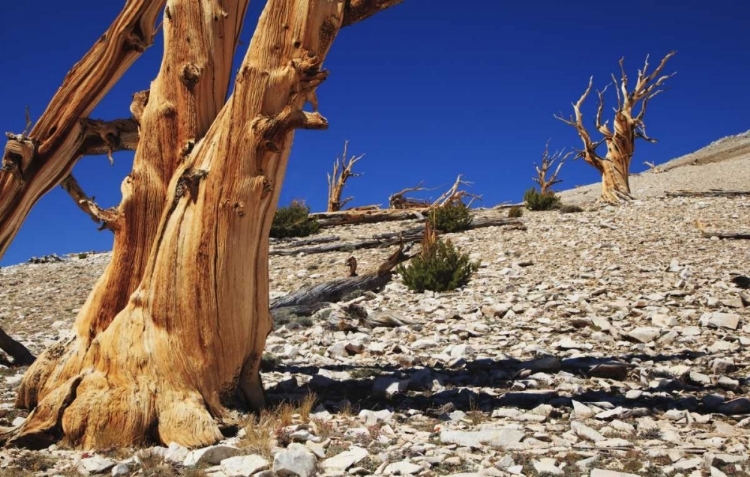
[327,140,364,212]
[0,0,404,450]
[533,140,572,195]
[389,181,431,209]
[555,52,676,203]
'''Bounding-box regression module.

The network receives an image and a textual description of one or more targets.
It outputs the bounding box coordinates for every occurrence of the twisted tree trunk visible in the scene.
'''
[3,0,403,450]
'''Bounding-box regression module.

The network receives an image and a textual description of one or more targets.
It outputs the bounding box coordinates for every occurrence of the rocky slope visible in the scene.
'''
[0,133,749,477]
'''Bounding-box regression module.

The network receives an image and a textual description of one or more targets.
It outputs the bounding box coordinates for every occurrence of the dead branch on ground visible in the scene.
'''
[695,220,750,240]
[666,190,750,198]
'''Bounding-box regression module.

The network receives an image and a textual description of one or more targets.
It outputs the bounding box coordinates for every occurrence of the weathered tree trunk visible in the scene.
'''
[5,0,402,451]
[555,53,675,204]
[0,328,35,367]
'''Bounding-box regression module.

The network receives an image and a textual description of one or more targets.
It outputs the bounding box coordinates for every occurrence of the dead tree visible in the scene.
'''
[327,140,364,212]
[533,140,572,194]
[555,52,676,203]
[389,182,432,209]
[432,174,481,207]
[0,0,404,450]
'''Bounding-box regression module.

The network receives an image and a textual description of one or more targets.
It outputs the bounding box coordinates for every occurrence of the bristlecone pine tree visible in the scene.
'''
[327,140,364,212]
[0,0,403,450]
[555,52,676,204]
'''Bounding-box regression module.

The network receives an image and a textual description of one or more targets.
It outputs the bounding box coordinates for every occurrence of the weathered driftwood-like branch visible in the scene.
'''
[342,0,405,27]
[432,174,482,207]
[327,140,364,212]
[60,175,120,231]
[666,189,750,198]
[271,214,526,256]
[0,327,36,367]
[534,141,572,194]
[389,182,432,209]
[695,220,750,240]
[271,243,412,310]
[0,0,165,258]
[312,207,427,228]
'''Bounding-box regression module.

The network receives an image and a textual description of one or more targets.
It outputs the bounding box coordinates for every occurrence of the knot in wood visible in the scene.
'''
[2,134,35,182]
[180,63,203,88]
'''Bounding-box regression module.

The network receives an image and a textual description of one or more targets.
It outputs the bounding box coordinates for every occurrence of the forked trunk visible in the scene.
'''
[9,0,347,450]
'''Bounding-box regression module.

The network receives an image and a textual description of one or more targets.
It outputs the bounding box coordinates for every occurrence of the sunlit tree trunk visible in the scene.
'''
[2,0,403,450]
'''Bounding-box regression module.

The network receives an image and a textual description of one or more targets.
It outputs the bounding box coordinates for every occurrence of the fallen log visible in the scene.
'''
[311,207,427,228]
[271,244,412,313]
[0,327,36,367]
[666,189,750,198]
[271,215,525,256]
[271,235,341,248]
[695,220,750,240]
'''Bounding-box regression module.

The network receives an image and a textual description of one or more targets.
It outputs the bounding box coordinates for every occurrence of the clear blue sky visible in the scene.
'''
[1,1,748,265]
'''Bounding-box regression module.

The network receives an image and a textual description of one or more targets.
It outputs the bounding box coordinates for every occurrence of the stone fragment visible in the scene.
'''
[439,429,525,448]
[221,455,270,477]
[320,446,368,473]
[273,443,317,477]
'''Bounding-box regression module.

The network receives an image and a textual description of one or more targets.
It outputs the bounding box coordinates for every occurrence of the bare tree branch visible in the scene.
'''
[327,140,364,212]
[554,76,604,171]
[342,0,404,27]
[432,174,482,207]
[0,0,165,259]
[533,140,572,194]
[60,175,120,231]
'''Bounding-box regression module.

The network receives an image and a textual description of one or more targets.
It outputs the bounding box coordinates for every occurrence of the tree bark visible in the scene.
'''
[10,0,253,449]
[7,0,402,451]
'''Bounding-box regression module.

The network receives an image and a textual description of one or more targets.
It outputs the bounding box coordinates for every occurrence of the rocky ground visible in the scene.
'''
[0,134,749,476]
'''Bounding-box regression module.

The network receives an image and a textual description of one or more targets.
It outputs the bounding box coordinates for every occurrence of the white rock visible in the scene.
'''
[673,457,703,470]
[383,460,422,475]
[111,464,130,476]
[372,377,409,397]
[440,429,524,448]
[320,446,368,473]
[359,409,393,426]
[700,312,741,330]
[627,326,662,343]
[273,443,317,477]
[221,455,270,477]
[184,445,242,466]
[532,458,563,475]
[571,400,594,419]
[571,421,605,442]
[164,442,190,463]
[78,456,117,475]
[590,469,640,477]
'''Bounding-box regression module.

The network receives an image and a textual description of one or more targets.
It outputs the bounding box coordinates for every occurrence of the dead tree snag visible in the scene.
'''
[555,52,676,204]
[533,140,572,194]
[327,140,364,212]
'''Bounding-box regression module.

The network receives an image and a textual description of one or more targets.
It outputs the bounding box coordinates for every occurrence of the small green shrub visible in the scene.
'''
[558,204,584,214]
[427,202,473,233]
[270,200,320,238]
[508,206,524,218]
[397,238,479,293]
[523,187,561,211]
[77,253,88,259]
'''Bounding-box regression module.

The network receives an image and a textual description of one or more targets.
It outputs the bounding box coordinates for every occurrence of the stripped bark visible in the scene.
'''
[555,52,676,203]
[312,207,427,228]
[6,0,404,450]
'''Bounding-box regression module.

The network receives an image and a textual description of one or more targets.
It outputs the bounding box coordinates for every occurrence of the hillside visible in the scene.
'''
[0,132,749,476]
